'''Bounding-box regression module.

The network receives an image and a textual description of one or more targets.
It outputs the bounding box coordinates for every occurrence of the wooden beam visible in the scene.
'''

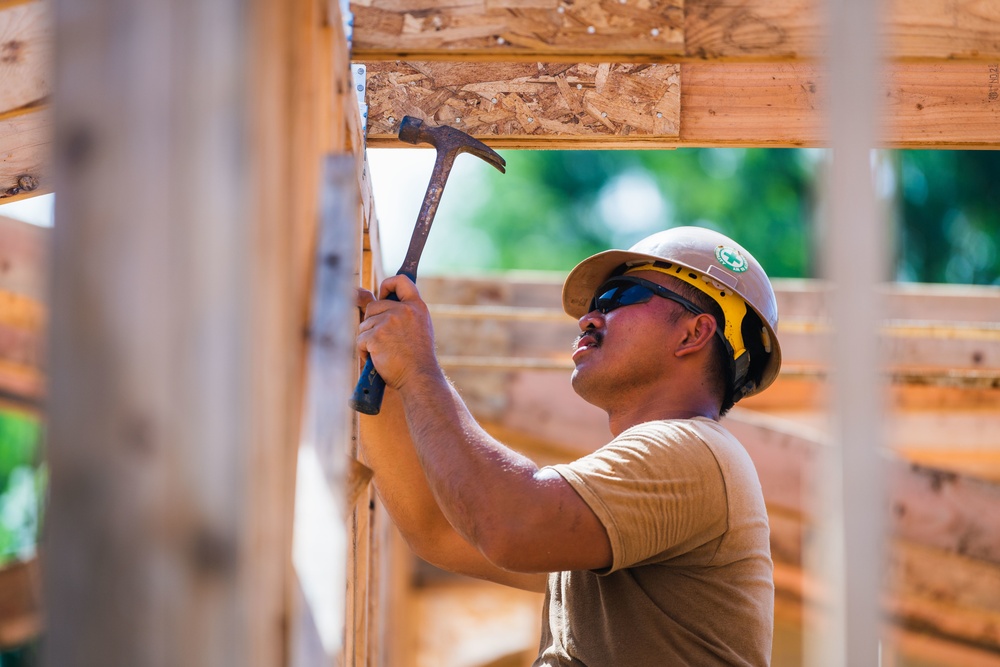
[0,214,47,300]
[0,1,50,115]
[352,0,1000,61]
[41,0,299,665]
[0,106,50,203]
[365,60,1000,148]
[365,60,680,148]
[351,0,685,61]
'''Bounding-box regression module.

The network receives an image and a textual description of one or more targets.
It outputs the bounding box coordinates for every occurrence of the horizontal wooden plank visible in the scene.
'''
[682,60,1000,147]
[353,0,1000,61]
[0,1,50,116]
[0,105,50,203]
[351,0,685,60]
[365,61,681,147]
[0,214,47,299]
[887,540,1000,651]
[365,61,1000,147]
[684,0,819,61]
[886,0,1000,61]
[0,289,44,371]
[0,556,42,649]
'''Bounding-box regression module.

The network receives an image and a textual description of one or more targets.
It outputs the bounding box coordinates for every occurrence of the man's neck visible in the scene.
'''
[605,398,720,437]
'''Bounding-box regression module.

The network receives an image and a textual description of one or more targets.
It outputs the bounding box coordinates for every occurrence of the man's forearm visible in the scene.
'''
[396,368,547,562]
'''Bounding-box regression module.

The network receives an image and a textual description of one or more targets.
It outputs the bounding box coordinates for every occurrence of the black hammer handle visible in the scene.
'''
[349,271,412,415]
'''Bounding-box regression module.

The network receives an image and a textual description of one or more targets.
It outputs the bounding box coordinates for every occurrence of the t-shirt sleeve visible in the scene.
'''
[546,421,729,573]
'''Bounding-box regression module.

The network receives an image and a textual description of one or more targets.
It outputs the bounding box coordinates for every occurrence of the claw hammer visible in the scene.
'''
[350,116,506,415]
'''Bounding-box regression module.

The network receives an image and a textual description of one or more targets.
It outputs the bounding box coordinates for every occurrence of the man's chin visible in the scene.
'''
[570,368,598,404]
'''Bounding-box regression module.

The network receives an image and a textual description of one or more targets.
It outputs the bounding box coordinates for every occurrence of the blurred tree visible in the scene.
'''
[444,148,818,278]
[437,148,998,285]
[894,151,1000,285]
[0,410,43,566]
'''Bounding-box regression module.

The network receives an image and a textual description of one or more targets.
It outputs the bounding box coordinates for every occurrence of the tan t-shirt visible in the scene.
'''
[535,417,773,666]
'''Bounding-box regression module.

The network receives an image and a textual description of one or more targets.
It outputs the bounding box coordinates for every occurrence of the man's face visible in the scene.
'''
[570,271,692,408]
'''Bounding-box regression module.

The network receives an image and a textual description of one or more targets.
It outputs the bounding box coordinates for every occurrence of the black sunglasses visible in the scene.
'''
[589,276,707,317]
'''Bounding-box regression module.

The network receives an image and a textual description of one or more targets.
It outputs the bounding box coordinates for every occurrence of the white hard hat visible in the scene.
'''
[562,226,781,401]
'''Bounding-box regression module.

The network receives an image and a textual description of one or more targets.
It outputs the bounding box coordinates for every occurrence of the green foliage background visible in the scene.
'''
[425,148,999,285]
[0,410,44,568]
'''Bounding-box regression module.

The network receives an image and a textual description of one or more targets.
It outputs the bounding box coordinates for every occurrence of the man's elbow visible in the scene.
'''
[477,523,546,573]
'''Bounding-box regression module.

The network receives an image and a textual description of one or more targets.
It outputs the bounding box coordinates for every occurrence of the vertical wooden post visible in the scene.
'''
[812,0,887,664]
[43,0,299,665]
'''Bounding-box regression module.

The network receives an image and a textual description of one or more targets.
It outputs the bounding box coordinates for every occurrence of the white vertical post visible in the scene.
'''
[813,0,887,665]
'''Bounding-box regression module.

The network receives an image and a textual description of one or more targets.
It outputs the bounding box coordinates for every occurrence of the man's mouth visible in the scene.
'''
[572,332,602,359]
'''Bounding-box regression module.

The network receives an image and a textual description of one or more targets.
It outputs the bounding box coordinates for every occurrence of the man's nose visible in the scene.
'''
[578,310,604,331]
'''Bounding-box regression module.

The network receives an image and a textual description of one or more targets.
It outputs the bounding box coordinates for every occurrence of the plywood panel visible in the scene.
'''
[366,60,681,147]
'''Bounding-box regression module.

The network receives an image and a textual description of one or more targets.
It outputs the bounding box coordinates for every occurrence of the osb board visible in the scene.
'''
[351,0,684,60]
[365,60,681,147]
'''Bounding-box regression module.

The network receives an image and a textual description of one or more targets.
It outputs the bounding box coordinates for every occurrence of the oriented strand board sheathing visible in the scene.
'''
[366,60,681,146]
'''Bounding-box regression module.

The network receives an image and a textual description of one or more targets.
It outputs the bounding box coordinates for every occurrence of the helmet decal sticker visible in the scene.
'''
[715,245,749,273]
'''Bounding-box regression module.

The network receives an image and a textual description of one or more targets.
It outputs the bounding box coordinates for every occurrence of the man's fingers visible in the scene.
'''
[378,274,420,302]
[356,287,376,319]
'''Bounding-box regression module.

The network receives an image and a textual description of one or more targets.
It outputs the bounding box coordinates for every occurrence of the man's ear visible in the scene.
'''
[675,313,718,357]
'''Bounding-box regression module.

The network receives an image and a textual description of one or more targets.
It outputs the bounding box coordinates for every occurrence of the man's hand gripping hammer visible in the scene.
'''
[350,116,506,415]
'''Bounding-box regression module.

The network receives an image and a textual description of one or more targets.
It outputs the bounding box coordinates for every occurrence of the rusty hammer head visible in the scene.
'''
[398,116,506,174]
[391,116,505,282]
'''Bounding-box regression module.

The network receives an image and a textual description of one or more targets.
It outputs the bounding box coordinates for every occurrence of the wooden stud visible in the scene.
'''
[41,0,301,664]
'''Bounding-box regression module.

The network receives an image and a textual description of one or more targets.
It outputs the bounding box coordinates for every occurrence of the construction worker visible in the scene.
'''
[356,226,781,665]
